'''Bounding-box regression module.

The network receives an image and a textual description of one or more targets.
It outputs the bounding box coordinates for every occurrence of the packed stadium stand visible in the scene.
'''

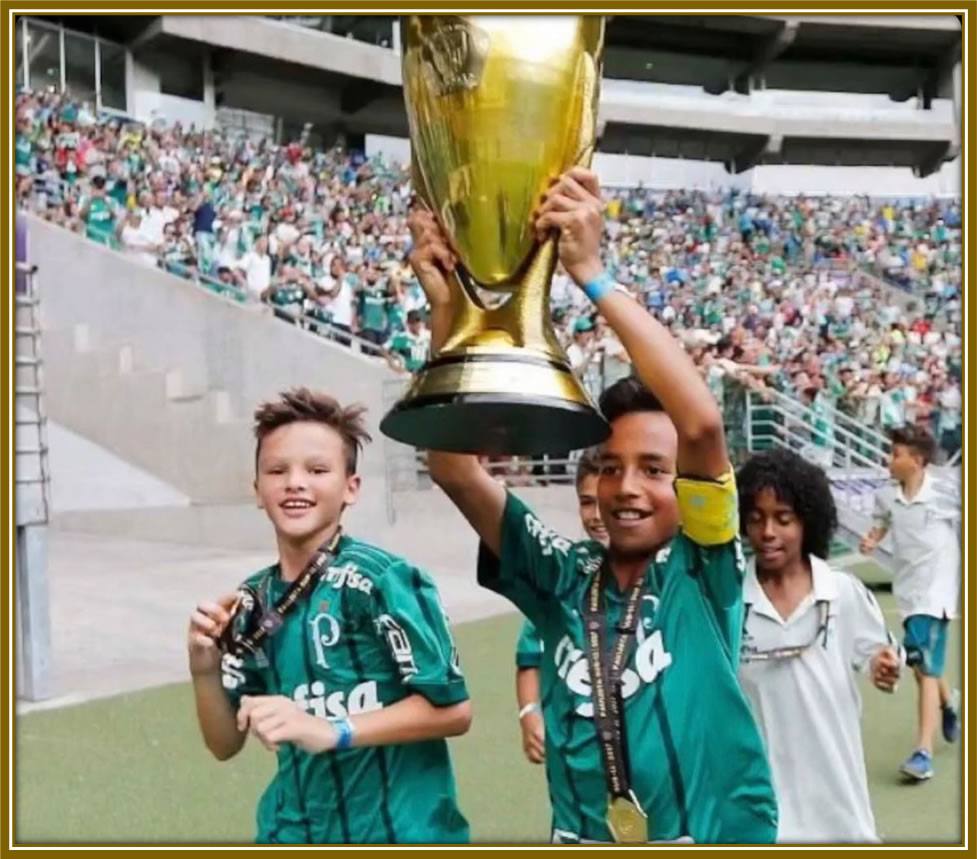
[15,13,962,550]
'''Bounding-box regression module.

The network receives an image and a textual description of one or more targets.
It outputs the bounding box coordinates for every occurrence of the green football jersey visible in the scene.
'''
[386,299,406,334]
[385,330,430,373]
[358,286,389,333]
[269,287,306,308]
[515,619,544,670]
[15,134,32,173]
[221,535,470,844]
[85,196,116,245]
[108,179,129,209]
[479,486,777,844]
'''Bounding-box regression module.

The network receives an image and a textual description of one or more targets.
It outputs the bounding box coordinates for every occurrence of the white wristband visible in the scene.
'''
[518,702,541,720]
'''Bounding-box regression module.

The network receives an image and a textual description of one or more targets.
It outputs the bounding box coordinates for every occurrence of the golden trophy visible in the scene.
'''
[380,15,610,455]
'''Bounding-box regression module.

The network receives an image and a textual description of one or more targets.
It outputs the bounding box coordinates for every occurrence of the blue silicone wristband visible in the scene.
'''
[582,270,615,303]
[330,717,355,751]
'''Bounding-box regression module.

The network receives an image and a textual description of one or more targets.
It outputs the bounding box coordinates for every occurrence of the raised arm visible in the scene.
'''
[534,168,728,479]
[407,208,507,556]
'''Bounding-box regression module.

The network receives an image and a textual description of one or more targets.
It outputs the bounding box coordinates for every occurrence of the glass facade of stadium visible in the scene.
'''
[15,17,127,113]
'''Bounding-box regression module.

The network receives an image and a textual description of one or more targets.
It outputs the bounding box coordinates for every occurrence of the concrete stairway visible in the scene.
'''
[28,214,392,505]
[43,324,253,503]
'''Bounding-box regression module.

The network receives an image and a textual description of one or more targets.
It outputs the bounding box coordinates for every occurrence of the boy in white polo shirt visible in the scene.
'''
[860,425,961,781]
[737,449,902,842]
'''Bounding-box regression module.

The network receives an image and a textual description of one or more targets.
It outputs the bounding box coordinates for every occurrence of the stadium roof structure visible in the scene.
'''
[606,14,961,102]
[37,13,962,177]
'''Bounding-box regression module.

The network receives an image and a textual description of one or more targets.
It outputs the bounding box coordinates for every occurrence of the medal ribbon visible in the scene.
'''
[583,561,646,807]
[219,528,343,657]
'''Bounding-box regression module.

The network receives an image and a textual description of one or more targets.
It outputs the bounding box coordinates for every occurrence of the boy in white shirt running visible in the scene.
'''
[861,425,961,781]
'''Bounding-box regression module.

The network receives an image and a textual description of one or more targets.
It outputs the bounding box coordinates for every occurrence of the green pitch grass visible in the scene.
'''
[15,591,962,844]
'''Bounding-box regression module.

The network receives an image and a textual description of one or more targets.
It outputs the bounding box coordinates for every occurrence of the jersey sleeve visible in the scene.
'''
[477,491,578,631]
[673,469,747,657]
[372,563,469,707]
[842,573,901,672]
[515,619,544,669]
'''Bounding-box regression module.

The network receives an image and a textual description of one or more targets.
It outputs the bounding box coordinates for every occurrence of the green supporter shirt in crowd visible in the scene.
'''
[385,330,430,373]
[880,387,907,430]
[478,477,777,844]
[809,392,836,449]
[704,300,723,327]
[85,195,116,245]
[269,286,306,308]
[108,179,129,209]
[359,285,390,333]
[221,535,470,844]
[15,134,32,174]
[387,301,406,335]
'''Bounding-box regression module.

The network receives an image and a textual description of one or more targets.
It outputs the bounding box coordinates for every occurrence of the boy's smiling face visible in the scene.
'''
[254,421,360,547]
[597,411,680,559]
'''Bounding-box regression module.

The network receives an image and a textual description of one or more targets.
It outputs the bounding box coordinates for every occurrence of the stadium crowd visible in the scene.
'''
[15,89,963,459]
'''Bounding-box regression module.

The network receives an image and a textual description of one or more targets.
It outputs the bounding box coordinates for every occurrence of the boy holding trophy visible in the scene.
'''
[410,166,777,844]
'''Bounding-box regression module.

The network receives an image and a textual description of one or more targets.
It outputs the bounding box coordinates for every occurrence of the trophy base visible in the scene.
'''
[380,351,610,455]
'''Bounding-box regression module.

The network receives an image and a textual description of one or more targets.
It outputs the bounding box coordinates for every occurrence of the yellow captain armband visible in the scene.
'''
[675,468,739,546]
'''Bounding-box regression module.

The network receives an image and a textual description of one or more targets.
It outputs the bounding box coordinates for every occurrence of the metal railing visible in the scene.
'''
[15,260,54,701]
[745,386,892,472]
[260,295,396,358]
[744,386,900,570]
[18,208,398,362]
[15,261,52,527]
[380,379,586,522]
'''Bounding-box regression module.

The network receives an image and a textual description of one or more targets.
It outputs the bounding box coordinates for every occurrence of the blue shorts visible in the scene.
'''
[903,615,949,678]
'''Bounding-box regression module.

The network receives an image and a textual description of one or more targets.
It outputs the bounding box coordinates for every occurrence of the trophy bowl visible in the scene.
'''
[380,15,610,456]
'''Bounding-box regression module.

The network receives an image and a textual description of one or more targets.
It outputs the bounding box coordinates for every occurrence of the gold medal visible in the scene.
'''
[607,795,648,843]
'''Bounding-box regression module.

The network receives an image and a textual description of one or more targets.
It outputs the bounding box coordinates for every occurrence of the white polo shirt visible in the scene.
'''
[739,557,897,844]
[872,469,961,620]
[236,250,272,300]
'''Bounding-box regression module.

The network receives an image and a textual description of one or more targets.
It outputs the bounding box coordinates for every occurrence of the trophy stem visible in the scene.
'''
[438,240,563,359]
[381,242,609,455]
